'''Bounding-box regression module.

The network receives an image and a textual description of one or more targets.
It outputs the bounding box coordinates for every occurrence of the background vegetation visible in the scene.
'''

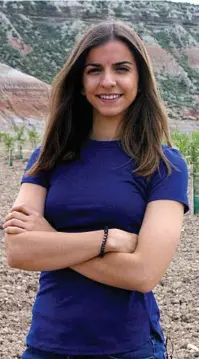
[0,126,199,212]
[0,0,198,112]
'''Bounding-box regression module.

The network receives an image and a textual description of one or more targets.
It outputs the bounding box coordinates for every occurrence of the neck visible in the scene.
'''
[91,113,122,141]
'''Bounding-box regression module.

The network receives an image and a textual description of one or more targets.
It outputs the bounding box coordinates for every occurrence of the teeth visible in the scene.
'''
[99,95,120,100]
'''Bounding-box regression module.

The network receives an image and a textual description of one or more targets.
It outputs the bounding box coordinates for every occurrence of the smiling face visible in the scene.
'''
[82,39,139,127]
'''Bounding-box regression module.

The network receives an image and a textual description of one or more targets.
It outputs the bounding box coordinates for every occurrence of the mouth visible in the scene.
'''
[96,94,123,102]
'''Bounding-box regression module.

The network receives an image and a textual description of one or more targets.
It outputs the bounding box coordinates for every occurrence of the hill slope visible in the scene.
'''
[0,0,199,124]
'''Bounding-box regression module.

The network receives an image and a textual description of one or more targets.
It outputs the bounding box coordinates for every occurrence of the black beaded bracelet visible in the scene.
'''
[99,226,109,258]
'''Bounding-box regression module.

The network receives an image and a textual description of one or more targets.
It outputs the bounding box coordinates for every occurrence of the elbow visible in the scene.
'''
[6,252,26,270]
[128,279,155,293]
[6,248,22,269]
[5,233,41,271]
[129,256,159,293]
[129,264,158,293]
[7,255,19,269]
[137,280,157,294]
[125,277,155,293]
[4,233,24,269]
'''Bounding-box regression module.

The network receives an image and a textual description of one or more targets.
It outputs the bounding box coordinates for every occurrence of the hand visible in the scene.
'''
[108,228,138,254]
[3,204,56,234]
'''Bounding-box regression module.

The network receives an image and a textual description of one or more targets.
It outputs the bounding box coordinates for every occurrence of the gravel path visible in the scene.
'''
[0,153,199,359]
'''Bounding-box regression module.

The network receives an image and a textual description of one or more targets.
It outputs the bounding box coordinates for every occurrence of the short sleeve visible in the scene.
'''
[147,146,189,213]
[21,147,49,189]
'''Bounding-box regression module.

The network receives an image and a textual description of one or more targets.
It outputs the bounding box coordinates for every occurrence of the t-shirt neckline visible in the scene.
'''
[88,138,121,145]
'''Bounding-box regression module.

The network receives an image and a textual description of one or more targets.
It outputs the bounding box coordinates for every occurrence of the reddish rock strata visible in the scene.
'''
[0,63,50,130]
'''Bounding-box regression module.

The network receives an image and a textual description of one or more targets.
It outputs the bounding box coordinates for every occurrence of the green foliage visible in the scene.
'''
[171,129,199,194]
[160,77,188,93]
[159,76,193,107]
[155,31,172,51]
[0,125,41,166]
[180,55,199,85]
[14,125,26,159]
[170,32,183,49]
[189,131,199,177]
[0,0,198,111]
[114,4,123,16]
[1,132,15,166]
[171,130,190,159]
[27,127,41,149]
[0,132,5,143]
[2,132,15,151]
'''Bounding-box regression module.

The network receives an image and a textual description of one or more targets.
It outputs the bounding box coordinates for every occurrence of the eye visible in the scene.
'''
[87,68,101,74]
[116,66,129,72]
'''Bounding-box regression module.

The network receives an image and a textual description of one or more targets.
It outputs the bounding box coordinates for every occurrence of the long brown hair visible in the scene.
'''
[27,20,173,177]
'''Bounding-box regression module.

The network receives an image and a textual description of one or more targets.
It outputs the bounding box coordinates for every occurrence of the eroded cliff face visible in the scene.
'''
[0,0,198,131]
[0,63,49,132]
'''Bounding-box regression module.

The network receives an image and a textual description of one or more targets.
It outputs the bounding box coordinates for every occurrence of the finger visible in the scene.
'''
[11,204,36,216]
[4,226,26,234]
[4,211,29,223]
[3,219,27,230]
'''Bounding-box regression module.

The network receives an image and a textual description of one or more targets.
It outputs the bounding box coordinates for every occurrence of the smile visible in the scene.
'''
[97,94,123,100]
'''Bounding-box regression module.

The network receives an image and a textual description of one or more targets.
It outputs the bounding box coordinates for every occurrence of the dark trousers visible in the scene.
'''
[22,334,168,359]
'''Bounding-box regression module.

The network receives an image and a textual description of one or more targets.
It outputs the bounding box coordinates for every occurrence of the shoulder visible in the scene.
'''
[147,145,189,213]
[25,146,41,171]
[162,144,186,162]
[161,144,188,175]
[149,144,188,182]
[28,146,41,161]
[21,146,50,189]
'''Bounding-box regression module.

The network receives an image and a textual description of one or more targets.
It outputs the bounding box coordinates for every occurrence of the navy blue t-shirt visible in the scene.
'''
[21,139,189,355]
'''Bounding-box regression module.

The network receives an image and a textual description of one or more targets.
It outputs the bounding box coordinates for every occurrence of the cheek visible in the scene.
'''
[125,77,138,96]
[83,76,98,95]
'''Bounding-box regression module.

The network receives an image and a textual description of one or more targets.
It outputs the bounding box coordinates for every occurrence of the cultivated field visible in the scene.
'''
[0,152,199,359]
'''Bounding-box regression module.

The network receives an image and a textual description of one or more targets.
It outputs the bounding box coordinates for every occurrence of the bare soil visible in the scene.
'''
[0,152,199,359]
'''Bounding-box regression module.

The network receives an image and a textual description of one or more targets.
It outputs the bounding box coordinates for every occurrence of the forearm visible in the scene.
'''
[71,252,146,292]
[5,230,110,271]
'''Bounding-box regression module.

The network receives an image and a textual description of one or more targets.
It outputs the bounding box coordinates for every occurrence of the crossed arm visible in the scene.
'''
[72,197,184,292]
[3,183,184,293]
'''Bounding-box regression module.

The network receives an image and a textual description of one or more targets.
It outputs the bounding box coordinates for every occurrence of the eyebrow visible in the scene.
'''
[84,61,133,68]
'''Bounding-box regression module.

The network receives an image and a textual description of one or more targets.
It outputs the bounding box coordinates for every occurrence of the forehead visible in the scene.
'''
[85,40,136,64]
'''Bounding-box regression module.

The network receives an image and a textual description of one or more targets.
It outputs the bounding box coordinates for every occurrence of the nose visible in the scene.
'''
[100,70,116,88]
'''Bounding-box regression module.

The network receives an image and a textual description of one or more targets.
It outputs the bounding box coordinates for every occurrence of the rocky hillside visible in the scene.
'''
[0,63,50,132]
[0,0,199,128]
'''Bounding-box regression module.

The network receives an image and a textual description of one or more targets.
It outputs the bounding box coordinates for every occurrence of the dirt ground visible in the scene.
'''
[0,152,199,359]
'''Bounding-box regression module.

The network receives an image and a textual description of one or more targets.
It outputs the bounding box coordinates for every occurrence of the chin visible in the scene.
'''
[98,110,124,118]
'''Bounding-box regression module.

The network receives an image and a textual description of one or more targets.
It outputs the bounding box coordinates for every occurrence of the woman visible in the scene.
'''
[4,20,189,359]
